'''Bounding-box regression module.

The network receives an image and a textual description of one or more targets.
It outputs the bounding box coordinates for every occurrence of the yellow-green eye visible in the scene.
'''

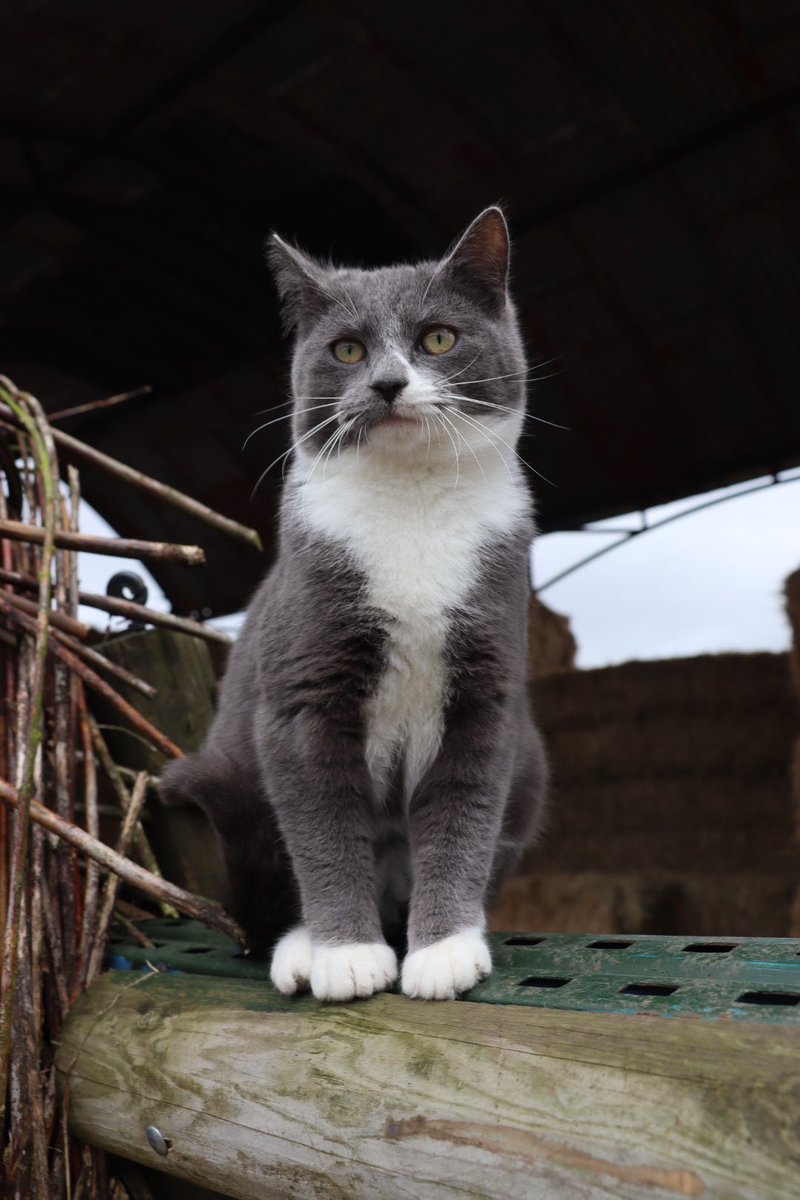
[421,326,457,355]
[333,339,366,364]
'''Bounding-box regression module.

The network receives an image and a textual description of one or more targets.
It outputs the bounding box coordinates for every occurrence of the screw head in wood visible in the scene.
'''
[145,1125,171,1156]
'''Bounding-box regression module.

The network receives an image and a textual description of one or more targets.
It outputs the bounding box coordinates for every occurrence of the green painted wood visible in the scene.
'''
[108,920,800,1024]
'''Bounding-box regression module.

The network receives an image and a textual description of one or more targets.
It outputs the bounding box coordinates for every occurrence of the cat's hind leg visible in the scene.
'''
[159,750,299,957]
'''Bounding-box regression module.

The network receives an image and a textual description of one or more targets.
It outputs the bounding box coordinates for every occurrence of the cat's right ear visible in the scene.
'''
[266,234,328,334]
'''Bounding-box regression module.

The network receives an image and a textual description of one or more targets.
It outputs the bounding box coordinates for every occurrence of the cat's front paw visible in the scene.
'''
[310,942,398,1002]
[270,927,313,995]
[401,927,491,1000]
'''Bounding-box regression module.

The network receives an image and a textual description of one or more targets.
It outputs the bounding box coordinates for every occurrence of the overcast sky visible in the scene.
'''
[77,470,800,668]
[533,470,800,668]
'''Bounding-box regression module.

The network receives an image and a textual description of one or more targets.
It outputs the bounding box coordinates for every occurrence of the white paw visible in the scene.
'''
[310,942,398,1002]
[402,927,491,1000]
[270,927,313,995]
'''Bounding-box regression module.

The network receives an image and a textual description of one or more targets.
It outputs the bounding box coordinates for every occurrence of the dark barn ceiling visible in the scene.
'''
[1,1,799,614]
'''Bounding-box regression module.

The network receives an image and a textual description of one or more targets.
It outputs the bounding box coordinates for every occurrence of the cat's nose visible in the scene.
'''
[370,378,407,403]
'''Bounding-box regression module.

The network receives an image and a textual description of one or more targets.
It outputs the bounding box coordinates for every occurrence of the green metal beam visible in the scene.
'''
[108,920,800,1025]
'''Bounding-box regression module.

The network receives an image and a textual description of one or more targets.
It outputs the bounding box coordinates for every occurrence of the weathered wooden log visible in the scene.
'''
[56,971,800,1200]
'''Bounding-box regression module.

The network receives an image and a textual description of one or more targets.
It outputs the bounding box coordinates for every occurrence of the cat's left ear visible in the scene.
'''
[441,206,510,312]
[266,234,329,334]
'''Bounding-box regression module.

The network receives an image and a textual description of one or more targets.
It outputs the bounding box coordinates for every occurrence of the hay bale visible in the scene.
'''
[524,825,785,876]
[790,886,800,936]
[543,710,795,785]
[545,773,793,839]
[531,652,796,858]
[489,871,648,933]
[527,594,576,679]
[521,651,800,934]
[535,651,793,727]
[491,870,798,938]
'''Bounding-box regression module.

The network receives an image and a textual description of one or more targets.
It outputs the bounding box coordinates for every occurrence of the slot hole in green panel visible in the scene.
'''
[736,990,800,1007]
[505,937,546,947]
[587,939,634,950]
[182,946,214,955]
[621,983,679,997]
[682,942,737,953]
[519,976,571,989]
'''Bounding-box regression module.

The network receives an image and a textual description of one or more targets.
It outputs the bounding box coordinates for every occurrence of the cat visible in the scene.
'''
[159,206,548,1002]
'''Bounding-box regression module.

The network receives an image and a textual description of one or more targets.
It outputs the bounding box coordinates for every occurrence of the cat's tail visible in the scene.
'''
[159,751,299,958]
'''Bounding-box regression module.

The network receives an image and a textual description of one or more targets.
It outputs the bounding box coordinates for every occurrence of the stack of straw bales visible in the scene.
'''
[527,595,576,679]
[493,651,799,936]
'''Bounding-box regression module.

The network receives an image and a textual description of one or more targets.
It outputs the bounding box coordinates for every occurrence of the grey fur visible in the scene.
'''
[160,207,548,981]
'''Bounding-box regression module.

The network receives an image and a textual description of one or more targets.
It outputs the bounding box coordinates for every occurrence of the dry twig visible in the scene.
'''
[0,779,244,945]
[0,386,261,552]
[48,385,152,423]
[0,516,205,567]
[0,376,244,1197]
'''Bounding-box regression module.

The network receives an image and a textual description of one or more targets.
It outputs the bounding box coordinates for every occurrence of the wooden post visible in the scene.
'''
[56,971,800,1200]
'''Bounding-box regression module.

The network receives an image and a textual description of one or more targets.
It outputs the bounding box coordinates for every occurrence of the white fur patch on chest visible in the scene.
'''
[296,447,529,802]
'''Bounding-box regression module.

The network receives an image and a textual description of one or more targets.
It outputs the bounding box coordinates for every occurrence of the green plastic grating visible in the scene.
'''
[107,920,800,1024]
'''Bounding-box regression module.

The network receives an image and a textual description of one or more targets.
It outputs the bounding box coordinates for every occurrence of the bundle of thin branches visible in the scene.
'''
[0,378,251,1199]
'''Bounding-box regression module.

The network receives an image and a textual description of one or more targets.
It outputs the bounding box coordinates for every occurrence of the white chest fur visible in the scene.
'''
[296,447,529,802]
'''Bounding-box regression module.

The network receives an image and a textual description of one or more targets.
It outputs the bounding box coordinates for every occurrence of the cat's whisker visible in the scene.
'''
[243,402,341,450]
[437,407,487,482]
[430,409,461,488]
[307,422,345,484]
[450,407,556,487]
[423,414,432,460]
[323,418,355,481]
[321,431,341,481]
[253,396,343,416]
[282,415,345,483]
[306,277,359,323]
[338,281,361,323]
[418,261,444,312]
[447,357,562,387]
[307,411,360,484]
[443,406,513,480]
[250,412,341,498]
[253,398,294,415]
[295,422,350,523]
[441,351,482,383]
[444,390,569,431]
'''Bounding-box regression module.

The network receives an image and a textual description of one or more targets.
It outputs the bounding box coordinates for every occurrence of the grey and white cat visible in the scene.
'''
[160,207,548,1002]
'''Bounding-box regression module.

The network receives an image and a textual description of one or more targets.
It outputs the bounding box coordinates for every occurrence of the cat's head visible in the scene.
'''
[266,207,527,472]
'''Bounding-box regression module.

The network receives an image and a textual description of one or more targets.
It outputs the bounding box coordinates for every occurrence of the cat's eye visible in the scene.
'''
[333,339,366,364]
[421,326,457,355]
